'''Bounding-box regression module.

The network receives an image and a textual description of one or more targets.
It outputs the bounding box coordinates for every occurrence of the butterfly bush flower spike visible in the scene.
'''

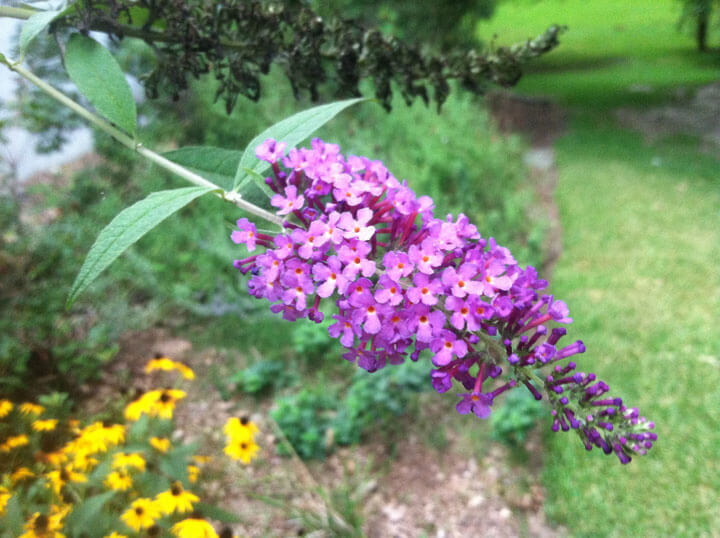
[231,137,657,464]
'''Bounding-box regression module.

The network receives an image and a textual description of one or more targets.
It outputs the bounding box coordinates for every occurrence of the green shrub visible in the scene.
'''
[291,315,335,363]
[489,386,545,446]
[271,388,338,460]
[334,360,429,446]
[230,359,293,396]
[272,360,431,459]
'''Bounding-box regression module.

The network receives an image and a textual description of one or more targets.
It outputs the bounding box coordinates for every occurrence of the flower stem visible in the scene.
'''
[0,56,284,229]
[0,6,36,19]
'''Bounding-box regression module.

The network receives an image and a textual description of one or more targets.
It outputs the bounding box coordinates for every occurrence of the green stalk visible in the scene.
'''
[0,57,284,229]
[0,6,36,19]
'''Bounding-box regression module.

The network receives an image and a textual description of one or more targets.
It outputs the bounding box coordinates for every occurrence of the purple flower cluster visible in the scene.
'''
[231,138,656,463]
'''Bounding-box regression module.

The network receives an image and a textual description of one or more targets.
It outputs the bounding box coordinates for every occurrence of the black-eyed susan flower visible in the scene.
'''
[104,532,128,538]
[223,416,259,443]
[68,448,99,472]
[32,419,59,432]
[19,402,44,416]
[223,416,260,464]
[155,481,200,515]
[124,389,186,421]
[38,449,68,467]
[171,514,219,538]
[0,487,10,515]
[150,437,171,453]
[105,470,133,491]
[73,422,125,453]
[112,452,146,472]
[0,399,12,418]
[19,510,64,538]
[145,357,195,380]
[46,465,87,496]
[1,434,29,452]
[121,498,160,532]
[224,439,259,464]
[152,389,186,419]
[11,467,35,485]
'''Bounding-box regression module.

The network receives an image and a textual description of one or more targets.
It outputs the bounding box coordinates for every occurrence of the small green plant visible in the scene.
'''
[334,360,429,446]
[490,387,545,446]
[272,360,430,459]
[230,359,293,396]
[292,316,335,364]
[271,389,339,460]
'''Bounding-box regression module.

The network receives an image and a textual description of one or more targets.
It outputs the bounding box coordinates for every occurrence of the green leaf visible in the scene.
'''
[194,502,242,523]
[18,9,62,56]
[64,491,116,533]
[65,33,137,135]
[67,186,213,307]
[164,146,241,189]
[233,97,366,189]
[1,495,23,535]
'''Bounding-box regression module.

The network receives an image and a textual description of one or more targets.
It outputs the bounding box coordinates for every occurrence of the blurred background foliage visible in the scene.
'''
[1,19,546,400]
[4,0,719,534]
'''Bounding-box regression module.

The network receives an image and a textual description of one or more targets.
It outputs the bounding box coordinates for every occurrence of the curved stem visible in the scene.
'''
[0,56,284,229]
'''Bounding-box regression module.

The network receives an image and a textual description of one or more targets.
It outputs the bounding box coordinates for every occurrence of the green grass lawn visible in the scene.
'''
[478,0,720,109]
[547,124,720,537]
[479,1,720,535]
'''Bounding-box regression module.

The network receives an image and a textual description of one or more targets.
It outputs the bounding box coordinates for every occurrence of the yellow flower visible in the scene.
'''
[145,357,195,380]
[1,434,29,452]
[187,465,200,484]
[104,533,128,538]
[19,403,44,415]
[11,467,35,484]
[224,439,260,464]
[46,466,87,496]
[121,498,160,532]
[112,452,146,472]
[192,454,212,464]
[125,389,186,421]
[32,418,59,432]
[224,416,259,443]
[171,517,219,538]
[38,449,68,467]
[155,481,200,515]
[0,399,12,418]
[68,448,99,472]
[0,487,11,516]
[71,422,125,453]
[150,437,171,452]
[19,510,65,538]
[105,470,133,491]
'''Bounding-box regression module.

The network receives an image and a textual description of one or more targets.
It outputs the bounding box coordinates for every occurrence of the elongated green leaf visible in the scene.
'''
[233,97,366,189]
[1,495,23,535]
[67,186,213,307]
[164,146,241,189]
[194,502,242,523]
[65,33,137,135]
[64,491,116,532]
[19,9,62,56]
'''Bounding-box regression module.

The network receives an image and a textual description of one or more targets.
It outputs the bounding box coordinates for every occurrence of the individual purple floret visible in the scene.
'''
[231,137,657,464]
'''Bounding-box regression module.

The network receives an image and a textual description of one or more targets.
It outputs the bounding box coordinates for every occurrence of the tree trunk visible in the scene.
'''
[696,7,710,51]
